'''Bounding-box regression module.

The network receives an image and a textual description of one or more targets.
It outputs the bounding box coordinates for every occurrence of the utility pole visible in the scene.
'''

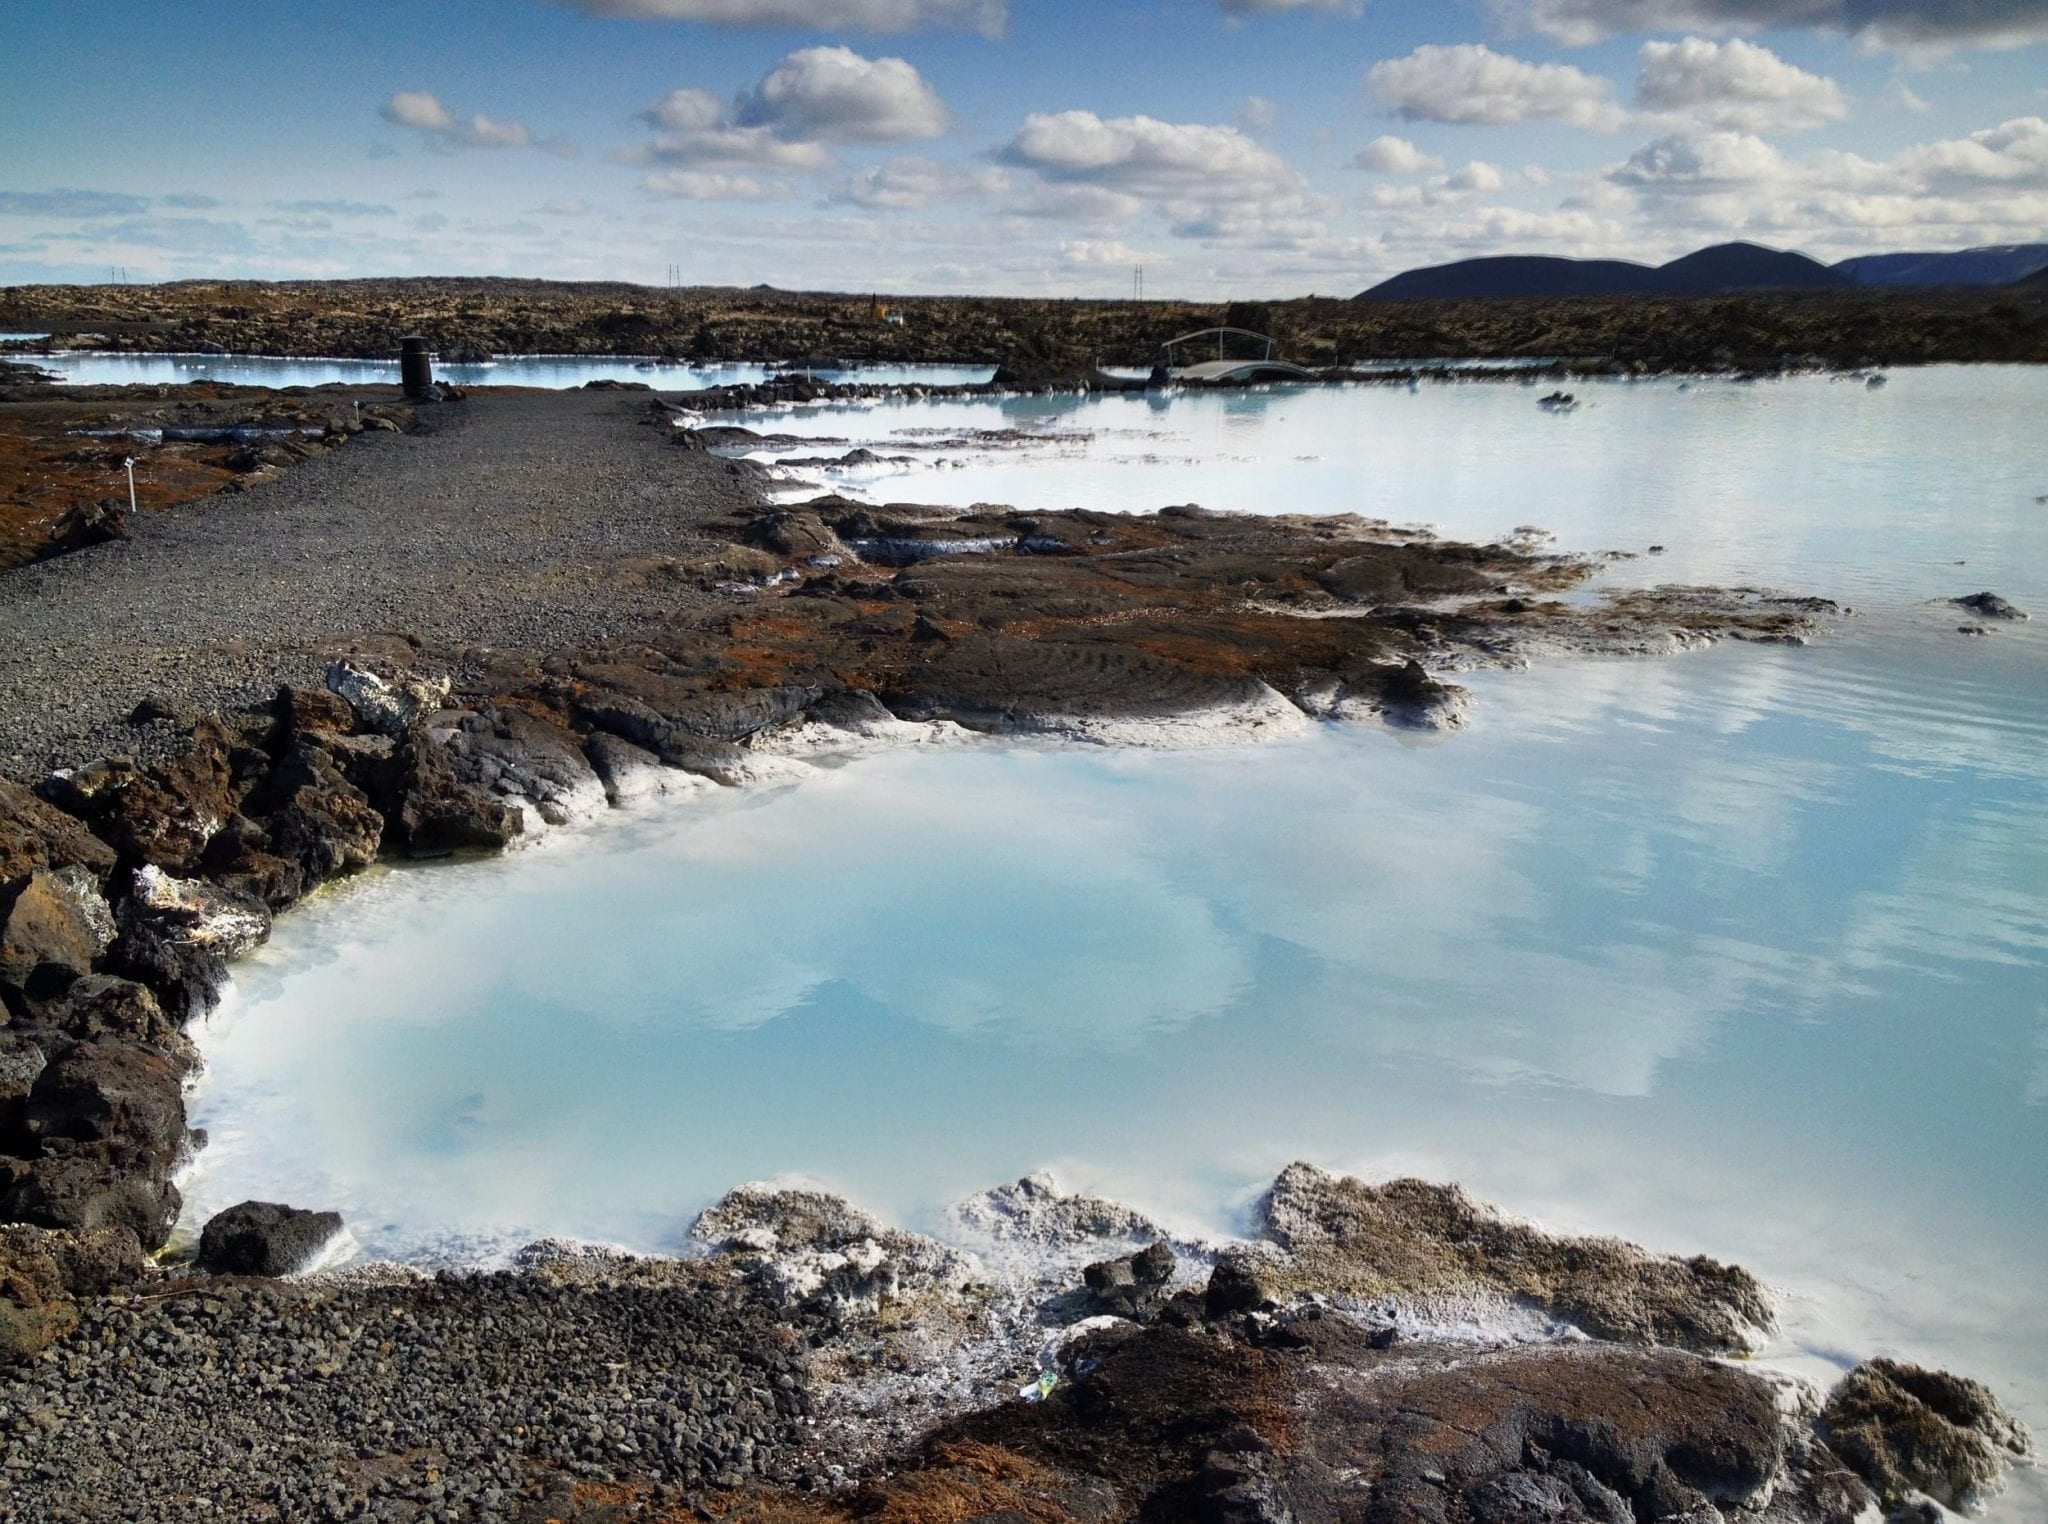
[1133,264,1144,304]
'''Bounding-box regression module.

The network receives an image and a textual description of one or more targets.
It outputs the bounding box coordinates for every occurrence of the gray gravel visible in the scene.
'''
[0,1262,815,1523]
[0,391,763,780]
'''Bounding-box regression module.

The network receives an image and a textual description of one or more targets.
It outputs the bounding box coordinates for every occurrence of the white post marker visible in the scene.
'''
[124,456,137,516]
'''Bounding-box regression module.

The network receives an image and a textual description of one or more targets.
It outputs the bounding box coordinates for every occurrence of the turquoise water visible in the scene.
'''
[11,350,990,391]
[185,370,2048,1509]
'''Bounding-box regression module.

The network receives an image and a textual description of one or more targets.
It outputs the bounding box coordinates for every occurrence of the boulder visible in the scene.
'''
[693,1183,981,1313]
[0,776,116,884]
[196,1200,346,1276]
[425,706,607,831]
[324,660,451,737]
[272,683,357,741]
[1820,1357,2034,1512]
[106,867,270,1025]
[382,721,527,858]
[950,1170,1169,1249]
[0,866,117,1008]
[23,1039,189,1156]
[0,1149,181,1250]
[1252,1164,1774,1354]
[28,974,180,1049]
[1083,1239,1178,1321]
[236,737,383,885]
[0,1230,76,1363]
[1205,1252,1277,1318]
[1950,591,2028,621]
[39,719,238,874]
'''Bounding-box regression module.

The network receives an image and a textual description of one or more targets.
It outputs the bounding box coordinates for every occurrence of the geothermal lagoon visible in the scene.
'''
[179,367,2048,1516]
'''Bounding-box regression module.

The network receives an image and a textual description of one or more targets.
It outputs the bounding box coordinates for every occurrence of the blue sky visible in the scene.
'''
[2,0,2045,296]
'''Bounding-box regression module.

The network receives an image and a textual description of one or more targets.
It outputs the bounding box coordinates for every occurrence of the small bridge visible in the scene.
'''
[1159,327,1316,385]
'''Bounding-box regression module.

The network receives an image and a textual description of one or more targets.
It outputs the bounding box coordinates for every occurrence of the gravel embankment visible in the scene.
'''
[0,1262,814,1523]
[0,390,761,780]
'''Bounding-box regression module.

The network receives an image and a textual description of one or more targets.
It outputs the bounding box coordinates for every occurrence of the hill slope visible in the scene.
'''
[1360,241,1844,301]
[1837,245,2048,287]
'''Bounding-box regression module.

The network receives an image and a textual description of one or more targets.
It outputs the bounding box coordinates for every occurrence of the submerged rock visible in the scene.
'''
[197,1200,347,1276]
[1252,1163,1774,1353]
[1819,1357,2034,1513]
[1951,591,2028,621]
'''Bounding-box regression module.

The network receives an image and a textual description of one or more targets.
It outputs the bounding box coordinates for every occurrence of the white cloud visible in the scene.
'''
[641,88,725,132]
[381,91,557,151]
[642,170,792,200]
[547,0,1005,35]
[1514,0,2048,53]
[1447,159,1508,191]
[998,111,1302,204]
[1611,129,1790,190]
[835,156,1007,208]
[733,46,950,143]
[1354,134,1444,172]
[1636,37,1847,131]
[1367,44,1625,130]
[626,125,836,170]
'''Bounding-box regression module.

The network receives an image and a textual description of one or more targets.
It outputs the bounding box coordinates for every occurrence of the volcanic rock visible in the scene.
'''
[1252,1163,1774,1353]
[197,1200,347,1276]
[0,865,116,1007]
[1820,1357,2034,1512]
[0,775,117,884]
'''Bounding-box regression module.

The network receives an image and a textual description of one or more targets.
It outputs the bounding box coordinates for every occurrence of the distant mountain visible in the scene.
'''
[1656,242,1847,294]
[1360,255,1667,301]
[1356,241,1854,301]
[1835,245,2048,288]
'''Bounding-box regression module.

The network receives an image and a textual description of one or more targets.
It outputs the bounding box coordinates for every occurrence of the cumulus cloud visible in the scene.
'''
[641,169,793,200]
[381,91,543,150]
[835,156,1007,208]
[622,47,947,181]
[1367,44,1625,129]
[733,46,950,142]
[1515,0,2048,52]
[1603,115,2048,253]
[998,111,1301,204]
[0,188,150,218]
[1354,134,1445,172]
[1635,37,1847,131]
[547,0,1004,34]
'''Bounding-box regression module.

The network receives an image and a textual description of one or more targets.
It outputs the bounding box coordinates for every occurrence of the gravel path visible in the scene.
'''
[0,1262,814,1523]
[0,390,760,779]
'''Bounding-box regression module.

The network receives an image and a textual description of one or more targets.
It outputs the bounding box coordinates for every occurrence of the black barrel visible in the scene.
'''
[399,335,433,400]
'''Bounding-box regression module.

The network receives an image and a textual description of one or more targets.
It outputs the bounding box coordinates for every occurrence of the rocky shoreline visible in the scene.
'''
[6,276,2044,373]
[0,384,2030,1521]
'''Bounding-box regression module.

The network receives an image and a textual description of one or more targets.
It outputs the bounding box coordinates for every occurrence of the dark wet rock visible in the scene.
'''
[0,774,118,884]
[743,509,849,561]
[1204,1252,1275,1318]
[1819,1357,2034,1512]
[106,867,270,1026]
[1373,658,1471,730]
[417,704,607,830]
[0,1148,181,1251]
[197,1200,346,1276]
[271,682,357,741]
[1083,1239,1177,1321]
[40,717,238,874]
[693,1182,980,1313]
[28,973,181,1049]
[380,721,526,858]
[22,1038,189,1153]
[1951,591,2027,620]
[1252,1163,1774,1353]
[583,731,674,805]
[0,865,116,1009]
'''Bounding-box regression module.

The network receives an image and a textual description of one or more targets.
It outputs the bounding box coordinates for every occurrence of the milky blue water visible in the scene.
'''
[10,350,990,391]
[185,368,2048,1509]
